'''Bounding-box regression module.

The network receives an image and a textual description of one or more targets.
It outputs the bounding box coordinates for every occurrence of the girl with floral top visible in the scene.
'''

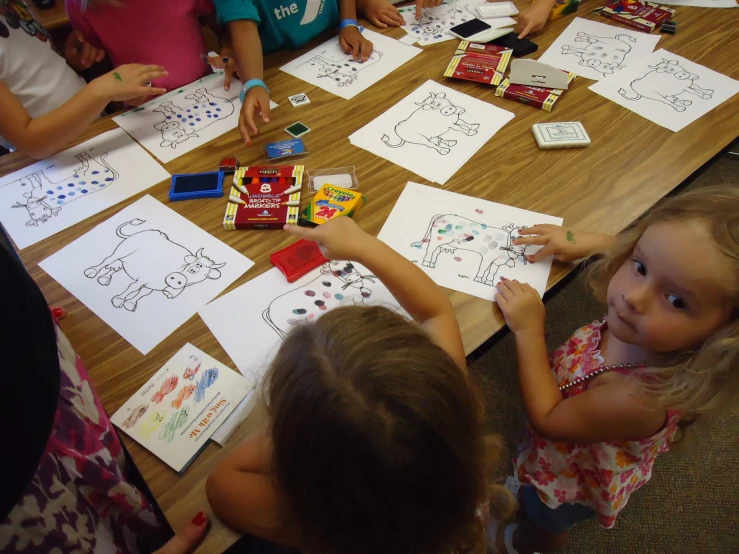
[488,186,739,553]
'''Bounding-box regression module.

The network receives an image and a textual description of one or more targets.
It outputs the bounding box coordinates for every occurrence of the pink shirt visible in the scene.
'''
[66,0,214,91]
[514,320,681,528]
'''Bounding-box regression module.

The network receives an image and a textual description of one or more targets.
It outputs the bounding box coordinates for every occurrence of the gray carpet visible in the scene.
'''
[470,152,739,553]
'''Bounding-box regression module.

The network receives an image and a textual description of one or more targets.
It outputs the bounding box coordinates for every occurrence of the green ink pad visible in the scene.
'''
[285,122,311,138]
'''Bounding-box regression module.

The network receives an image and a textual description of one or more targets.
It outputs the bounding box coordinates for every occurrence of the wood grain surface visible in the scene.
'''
[2,4,738,552]
[27,0,69,30]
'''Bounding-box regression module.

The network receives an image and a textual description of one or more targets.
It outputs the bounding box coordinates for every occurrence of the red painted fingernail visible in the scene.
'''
[499,277,507,281]
[191,511,207,527]
[52,307,66,319]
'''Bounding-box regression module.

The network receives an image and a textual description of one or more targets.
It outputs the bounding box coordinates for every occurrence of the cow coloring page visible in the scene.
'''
[111,343,254,473]
[398,0,515,46]
[0,129,169,250]
[377,182,563,301]
[40,195,254,354]
[590,49,739,132]
[200,263,404,382]
[113,73,278,164]
[537,18,661,81]
[349,80,514,185]
[280,29,421,100]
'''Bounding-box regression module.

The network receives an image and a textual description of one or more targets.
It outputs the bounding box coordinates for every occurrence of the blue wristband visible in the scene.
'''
[340,18,364,32]
[240,79,270,104]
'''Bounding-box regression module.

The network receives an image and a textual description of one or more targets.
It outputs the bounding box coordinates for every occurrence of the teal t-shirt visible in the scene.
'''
[214,0,340,53]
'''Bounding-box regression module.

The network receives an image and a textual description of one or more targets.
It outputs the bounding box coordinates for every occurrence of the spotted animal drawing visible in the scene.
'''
[297,50,383,87]
[404,3,473,43]
[382,91,478,155]
[618,58,714,112]
[561,32,636,76]
[4,149,119,227]
[152,88,237,149]
[262,261,377,339]
[411,215,527,286]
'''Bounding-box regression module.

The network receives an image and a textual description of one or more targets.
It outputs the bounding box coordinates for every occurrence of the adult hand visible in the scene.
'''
[238,86,271,145]
[339,26,373,61]
[414,0,443,21]
[153,511,209,554]
[284,217,371,261]
[494,278,546,337]
[64,30,105,72]
[364,0,405,28]
[90,64,167,102]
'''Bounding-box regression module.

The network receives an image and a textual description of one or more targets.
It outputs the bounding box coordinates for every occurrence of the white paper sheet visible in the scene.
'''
[200,263,403,381]
[398,0,513,45]
[110,344,253,473]
[348,80,514,185]
[40,195,254,354]
[536,18,661,81]
[0,129,169,250]
[657,0,735,6]
[589,49,739,132]
[377,183,563,301]
[279,30,421,100]
[113,73,276,164]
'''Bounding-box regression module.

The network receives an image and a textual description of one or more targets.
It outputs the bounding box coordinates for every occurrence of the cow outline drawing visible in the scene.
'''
[151,87,238,149]
[618,58,714,112]
[297,49,384,87]
[411,215,527,286]
[561,32,636,77]
[4,149,119,227]
[262,261,377,339]
[382,91,479,155]
[83,218,226,312]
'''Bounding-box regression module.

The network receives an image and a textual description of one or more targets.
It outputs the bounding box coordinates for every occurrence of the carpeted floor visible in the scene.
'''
[469,152,739,553]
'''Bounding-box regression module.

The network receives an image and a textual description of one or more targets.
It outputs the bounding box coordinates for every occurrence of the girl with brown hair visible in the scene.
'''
[207,216,515,554]
[494,186,739,553]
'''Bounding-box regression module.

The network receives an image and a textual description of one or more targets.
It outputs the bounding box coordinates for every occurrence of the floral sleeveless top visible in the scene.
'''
[0,327,169,553]
[513,320,681,528]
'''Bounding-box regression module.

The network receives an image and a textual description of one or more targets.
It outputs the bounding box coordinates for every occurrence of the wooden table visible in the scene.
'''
[2,5,738,552]
[27,0,69,30]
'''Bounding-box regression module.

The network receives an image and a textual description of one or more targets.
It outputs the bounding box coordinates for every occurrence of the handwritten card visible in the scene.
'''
[110,343,254,473]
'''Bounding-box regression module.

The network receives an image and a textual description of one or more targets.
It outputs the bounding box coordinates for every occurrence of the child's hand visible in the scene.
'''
[239,86,271,145]
[339,27,373,61]
[283,218,371,261]
[513,225,611,263]
[64,30,105,72]
[363,0,405,28]
[495,278,545,337]
[516,2,551,39]
[414,0,443,20]
[90,64,167,102]
[203,48,237,91]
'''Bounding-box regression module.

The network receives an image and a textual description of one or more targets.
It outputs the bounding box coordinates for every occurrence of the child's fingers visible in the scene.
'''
[518,224,552,236]
[95,48,106,63]
[351,39,360,61]
[244,105,259,136]
[140,69,169,83]
[81,42,96,68]
[513,235,547,246]
[385,7,405,26]
[259,97,271,123]
[494,293,507,307]
[414,0,424,20]
[518,21,536,39]
[527,244,557,263]
[147,87,167,97]
[238,114,253,146]
[339,35,351,55]
[372,15,388,29]
[283,224,316,240]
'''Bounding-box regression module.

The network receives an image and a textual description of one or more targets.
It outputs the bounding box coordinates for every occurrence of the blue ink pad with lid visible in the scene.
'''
[169,171,225,201]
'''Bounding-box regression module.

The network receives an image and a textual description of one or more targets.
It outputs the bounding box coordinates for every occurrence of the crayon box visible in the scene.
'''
[494,71,577,112]
[444,41,513,86]
[599,0,675,33]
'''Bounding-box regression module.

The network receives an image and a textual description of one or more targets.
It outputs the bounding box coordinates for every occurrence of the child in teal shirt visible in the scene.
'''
[214,0,373,144]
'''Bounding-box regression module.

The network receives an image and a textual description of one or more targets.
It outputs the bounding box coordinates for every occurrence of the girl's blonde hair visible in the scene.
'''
[587,186,739,418]
[264,305,515,554]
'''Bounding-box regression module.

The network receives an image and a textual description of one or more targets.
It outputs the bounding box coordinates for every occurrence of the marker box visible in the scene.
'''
[169,171,225,201]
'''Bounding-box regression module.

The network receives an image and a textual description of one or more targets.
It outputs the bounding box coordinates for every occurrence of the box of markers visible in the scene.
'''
[223,165,304,230]
[599,0,675,33]
[494,70,577,112]
[444,41,513,86]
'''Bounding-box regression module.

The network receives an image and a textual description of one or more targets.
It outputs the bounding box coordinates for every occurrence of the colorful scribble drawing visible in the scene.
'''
[411,216,527,286]
[152,88,238,149]
[121,404,148,429]
[194,367,220,403]
[159,407,190,443]
[183,354,201,381]
[297,50,383,87]
[151,375,179,404]
[83,219,225,312]
[618,58,714,112]
[382,91,479,155]
[171,385,196,409]
[2,149,119,227]
[139,410,167,439]
[262,261,376,339]
[561,32,636,77]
